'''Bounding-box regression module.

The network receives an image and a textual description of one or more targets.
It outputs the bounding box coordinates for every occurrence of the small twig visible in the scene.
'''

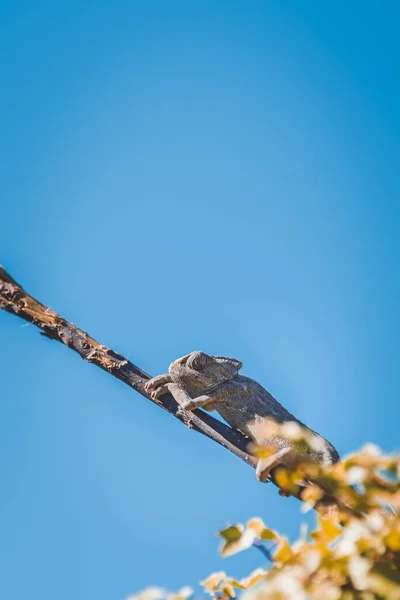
[252,540,274,562]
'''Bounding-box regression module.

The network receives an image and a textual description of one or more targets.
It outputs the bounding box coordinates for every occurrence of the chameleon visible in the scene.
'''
[145,351,339,485]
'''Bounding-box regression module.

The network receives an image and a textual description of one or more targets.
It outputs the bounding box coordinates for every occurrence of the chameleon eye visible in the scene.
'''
[188,352,209,371]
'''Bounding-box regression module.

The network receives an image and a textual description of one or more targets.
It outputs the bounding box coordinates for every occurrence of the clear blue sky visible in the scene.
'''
[1,1,399,599]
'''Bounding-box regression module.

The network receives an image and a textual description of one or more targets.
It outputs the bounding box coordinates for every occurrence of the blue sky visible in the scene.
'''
[1,1,399,599]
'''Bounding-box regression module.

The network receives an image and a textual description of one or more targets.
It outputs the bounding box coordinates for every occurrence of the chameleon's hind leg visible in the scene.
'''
[256,447,297,484]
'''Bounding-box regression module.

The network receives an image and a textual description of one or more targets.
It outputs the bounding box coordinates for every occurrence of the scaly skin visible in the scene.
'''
[145,351,339,484]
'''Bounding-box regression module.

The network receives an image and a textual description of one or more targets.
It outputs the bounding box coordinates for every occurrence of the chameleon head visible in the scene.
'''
[169,351,242,396]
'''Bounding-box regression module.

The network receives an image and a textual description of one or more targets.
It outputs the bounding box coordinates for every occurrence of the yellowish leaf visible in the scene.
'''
[201,571,227,591]
[219,525,245,557]
[273,537,293,564]
[319,515,342,543]
[385,530,400,551]
[221,584,235,598]
[239,567,267,589]
[260,527,279,542]
[301,484,323,506]
[247,517,267,537]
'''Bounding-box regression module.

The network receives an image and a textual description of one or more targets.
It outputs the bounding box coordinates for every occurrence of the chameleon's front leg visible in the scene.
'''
[145,374,173,400]
[145,375,189,406]
[145,376,215,410]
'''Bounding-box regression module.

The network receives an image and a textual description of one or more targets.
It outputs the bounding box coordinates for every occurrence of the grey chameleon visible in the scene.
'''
[145,351,339,485]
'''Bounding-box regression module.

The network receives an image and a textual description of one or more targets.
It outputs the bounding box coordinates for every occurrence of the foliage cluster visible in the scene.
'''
[129,427,400,600]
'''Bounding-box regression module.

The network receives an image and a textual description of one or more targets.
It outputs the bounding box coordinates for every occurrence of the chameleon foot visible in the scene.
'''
[145,374,172,398]
[256,447,297,483]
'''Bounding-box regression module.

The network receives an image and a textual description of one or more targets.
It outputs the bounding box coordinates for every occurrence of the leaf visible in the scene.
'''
[247,517,267,536]
[319,515,342,543]
[219,525,246,557]
[273,537,293,564]
[126,588,167,600]
[201,572,228,592]
[219,519,277,557]
[220,583,235,598]
[373,563,400,584]
[385,529,400,551]
[239,568,267,589]
[249,443,276,460]
[301,484,323,508]
[260,527,279,542]
[348,556,371,590]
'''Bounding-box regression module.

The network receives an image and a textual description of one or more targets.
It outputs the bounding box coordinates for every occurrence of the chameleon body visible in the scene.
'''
[145,351,339,483]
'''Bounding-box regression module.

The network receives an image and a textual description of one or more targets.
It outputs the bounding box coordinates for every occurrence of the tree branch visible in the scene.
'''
[0,266,346,512]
